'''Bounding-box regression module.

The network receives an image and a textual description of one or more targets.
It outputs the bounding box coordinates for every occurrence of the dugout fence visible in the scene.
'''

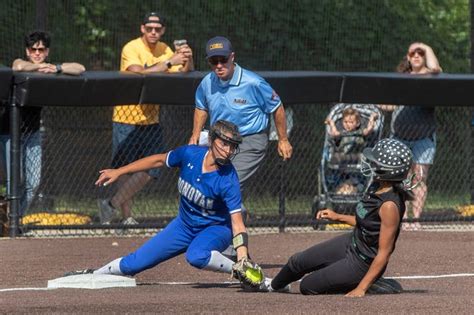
[1,70,473,237]
[1,0,474,236]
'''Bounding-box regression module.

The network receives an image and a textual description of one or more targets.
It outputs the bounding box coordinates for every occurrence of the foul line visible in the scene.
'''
[388,273,474,280]
[0,287,51,292]
[1,273,473,292]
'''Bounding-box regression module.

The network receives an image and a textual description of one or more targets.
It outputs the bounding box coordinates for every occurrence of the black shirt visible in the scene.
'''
[351,185,406,263]
[0,107,41,135]
[391,106,436,141]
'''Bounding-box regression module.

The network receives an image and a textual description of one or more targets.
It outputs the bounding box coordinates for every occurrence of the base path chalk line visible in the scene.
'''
[1,273,473,292]
[388,273,474,280]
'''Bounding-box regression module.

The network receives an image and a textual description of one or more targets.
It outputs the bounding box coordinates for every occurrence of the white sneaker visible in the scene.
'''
[121,217,139,225]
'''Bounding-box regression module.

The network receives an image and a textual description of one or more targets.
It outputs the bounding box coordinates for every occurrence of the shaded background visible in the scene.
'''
[0,0,473,233]
[0,0,470,72]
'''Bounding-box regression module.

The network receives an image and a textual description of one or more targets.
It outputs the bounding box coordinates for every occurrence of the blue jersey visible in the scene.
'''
[166,145,242,227]
[195,64,282,136]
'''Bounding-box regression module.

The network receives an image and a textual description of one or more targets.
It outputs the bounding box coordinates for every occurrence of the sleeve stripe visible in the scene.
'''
[165,151,172,168]
[269,101,283,113]
[229,208,242,214]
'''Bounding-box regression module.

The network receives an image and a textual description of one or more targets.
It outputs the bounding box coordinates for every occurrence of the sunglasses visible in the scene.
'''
[408,48,425,58]
[29,47,46,53]
[208,56,229,66]
[145,26,163,33]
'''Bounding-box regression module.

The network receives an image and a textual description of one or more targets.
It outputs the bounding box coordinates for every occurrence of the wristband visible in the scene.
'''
[56,64,62,73]
[165,60,172,69]
[232,232,248,250]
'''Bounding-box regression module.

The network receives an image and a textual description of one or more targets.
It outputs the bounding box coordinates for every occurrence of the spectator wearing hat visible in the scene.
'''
[189,36,293,223]
[0,30,85,215]
[98,12,194,225]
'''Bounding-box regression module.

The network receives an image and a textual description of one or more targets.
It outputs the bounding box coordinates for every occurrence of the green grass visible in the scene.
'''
[7,189,472,218]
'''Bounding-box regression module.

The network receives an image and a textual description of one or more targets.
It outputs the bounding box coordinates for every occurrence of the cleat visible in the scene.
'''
[367,277,403,294]
[257,277,291,293]
[63,268,96,277]
[98,199,118,224]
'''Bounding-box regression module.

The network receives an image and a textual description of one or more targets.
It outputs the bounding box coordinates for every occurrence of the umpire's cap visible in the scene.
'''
[143,12,166,26]
[206,36,233,58]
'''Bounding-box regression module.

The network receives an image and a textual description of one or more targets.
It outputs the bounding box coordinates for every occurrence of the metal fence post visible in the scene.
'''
[471,112,474,204]
[471,0,474,204]
[278,160,286,233]
[8,85,21,237]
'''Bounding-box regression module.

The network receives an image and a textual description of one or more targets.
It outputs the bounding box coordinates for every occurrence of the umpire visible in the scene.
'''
[189,36,293,206]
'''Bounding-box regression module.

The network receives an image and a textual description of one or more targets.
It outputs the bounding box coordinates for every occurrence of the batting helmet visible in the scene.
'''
[209,120,242,165]
[361,138,412,181]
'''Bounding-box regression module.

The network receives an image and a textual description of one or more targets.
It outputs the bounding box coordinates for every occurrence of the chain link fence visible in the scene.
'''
[0,1,473,235]
[1,104,470,236]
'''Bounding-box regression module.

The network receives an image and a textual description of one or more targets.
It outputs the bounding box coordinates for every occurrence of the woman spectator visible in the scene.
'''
[380,42,442,230]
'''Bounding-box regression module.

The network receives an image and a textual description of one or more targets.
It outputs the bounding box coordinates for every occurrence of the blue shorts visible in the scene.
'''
[119,216,232,275]
[112,122,163,178]
[393,135,436,165]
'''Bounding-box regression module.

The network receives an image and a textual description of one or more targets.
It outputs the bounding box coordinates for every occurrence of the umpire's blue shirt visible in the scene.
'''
[195,63,282,136]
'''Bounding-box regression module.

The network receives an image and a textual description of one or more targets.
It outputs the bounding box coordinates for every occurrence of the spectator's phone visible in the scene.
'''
[173,39,187,50]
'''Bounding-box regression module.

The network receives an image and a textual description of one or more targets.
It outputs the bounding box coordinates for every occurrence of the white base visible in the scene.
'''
[47,274,136,289]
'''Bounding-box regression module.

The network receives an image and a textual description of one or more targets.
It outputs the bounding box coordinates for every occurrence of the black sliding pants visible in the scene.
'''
[272,233,370,295]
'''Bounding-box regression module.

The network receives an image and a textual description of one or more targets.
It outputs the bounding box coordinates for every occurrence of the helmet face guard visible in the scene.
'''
[210,121,242,166]
[361,139,412,182]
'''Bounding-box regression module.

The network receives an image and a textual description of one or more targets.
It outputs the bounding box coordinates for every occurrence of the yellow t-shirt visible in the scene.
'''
[113,37,182,125]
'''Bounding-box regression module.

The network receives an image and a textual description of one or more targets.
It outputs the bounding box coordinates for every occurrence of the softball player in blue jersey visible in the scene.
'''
[66,120,253,276]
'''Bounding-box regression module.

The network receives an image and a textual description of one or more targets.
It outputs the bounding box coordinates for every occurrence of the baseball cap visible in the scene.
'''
[206,36,233,58]
[142,12,165,26]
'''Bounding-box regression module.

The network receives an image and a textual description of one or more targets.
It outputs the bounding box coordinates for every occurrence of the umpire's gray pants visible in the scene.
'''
[232,132,268,191]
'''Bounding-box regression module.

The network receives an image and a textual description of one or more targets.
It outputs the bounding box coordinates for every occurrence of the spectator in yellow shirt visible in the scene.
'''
[98,12,194,225]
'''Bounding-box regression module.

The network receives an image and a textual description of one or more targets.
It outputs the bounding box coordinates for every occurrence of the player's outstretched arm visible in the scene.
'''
[316,208,356,226]
[95,152,168,186]
[230,211,249,260]
[230,211,265,289]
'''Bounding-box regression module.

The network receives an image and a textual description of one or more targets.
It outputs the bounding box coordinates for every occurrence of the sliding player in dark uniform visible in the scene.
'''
[262,138,413,296]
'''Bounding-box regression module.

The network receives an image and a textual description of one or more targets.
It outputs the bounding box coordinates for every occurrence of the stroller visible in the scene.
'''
[312,103,384,228]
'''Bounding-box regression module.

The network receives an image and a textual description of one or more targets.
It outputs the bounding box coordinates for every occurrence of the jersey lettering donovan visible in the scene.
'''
[166,145,242,227]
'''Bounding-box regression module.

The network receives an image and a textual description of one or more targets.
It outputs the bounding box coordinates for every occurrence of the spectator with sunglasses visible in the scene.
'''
[0,30,84,215]
[379,42,442,231]
[98,12,194,225]
[189,36,293,229]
